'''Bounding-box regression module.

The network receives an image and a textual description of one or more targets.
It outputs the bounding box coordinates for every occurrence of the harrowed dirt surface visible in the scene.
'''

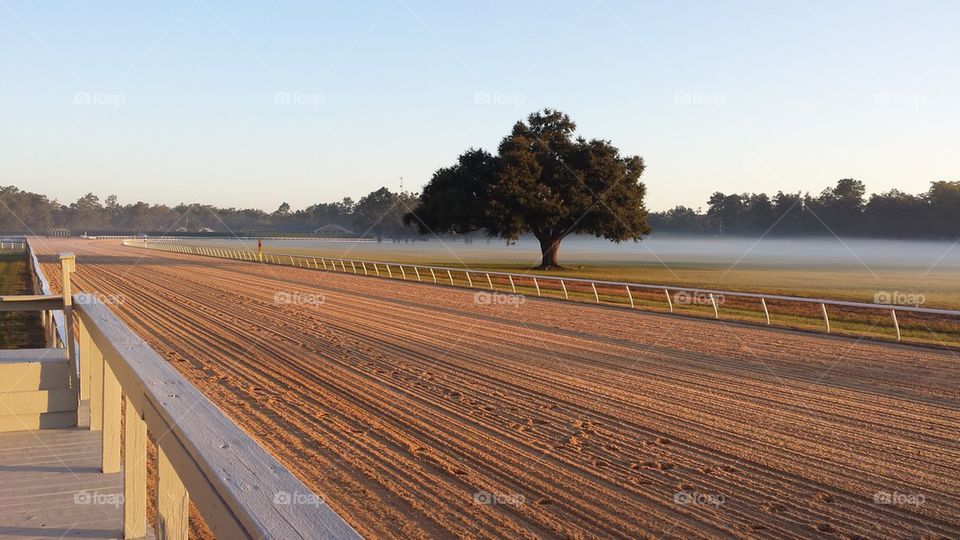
[35,238,960,539]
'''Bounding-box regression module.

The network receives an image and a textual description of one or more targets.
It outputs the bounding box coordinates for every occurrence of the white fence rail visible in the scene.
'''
[85,235,373,242]
[0,237,26,251]
[124,240,960,344]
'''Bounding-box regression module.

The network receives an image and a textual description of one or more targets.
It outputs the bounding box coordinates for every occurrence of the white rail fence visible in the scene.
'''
[124,240,960,344]
[84,235,374,242]
[0,237,26,251]
[19,241,360,539]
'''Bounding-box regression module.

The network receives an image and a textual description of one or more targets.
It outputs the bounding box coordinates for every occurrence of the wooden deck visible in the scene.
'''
[0,245,359,539]
[0,403,152,539]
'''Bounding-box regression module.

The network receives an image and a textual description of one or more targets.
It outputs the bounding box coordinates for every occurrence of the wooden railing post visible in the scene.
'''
[124,395,147,538]
[102,359,121,473]
[157,446,189,540]
[60,254,78,422]
[78,317,91,401]
[89,338,104,431]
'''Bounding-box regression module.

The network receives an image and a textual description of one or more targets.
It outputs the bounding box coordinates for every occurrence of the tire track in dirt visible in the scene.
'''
[35,239,960,539]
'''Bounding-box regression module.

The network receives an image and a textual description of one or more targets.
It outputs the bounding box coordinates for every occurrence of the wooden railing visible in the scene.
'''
[14,242,360,539]
[124,239,960,346]
[75,297,360,539]
[0,250,77,432]
[25,239,72,349]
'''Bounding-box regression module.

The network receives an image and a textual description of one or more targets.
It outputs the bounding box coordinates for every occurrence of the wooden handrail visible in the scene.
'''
[16,243,359,538]
[76,297,360,539]
[0,294,64,312]
[25,239,72,349]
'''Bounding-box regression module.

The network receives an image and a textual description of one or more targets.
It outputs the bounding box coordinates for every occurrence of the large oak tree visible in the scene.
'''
[406,109,651,268]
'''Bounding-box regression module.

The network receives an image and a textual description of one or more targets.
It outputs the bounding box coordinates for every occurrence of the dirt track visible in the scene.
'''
[35,239,960,539]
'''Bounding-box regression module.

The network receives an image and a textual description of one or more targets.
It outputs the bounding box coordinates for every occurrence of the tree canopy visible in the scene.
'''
[0,185,418,240]
[650,179,960,239]
[406,109,651,267]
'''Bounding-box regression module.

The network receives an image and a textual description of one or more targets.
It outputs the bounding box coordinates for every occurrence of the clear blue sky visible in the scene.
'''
[1,0,957,212]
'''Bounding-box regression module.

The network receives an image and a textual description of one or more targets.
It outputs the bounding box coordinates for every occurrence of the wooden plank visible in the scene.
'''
[0,348,69,363]
[146,400,246,539]
[102,356,121,473]
[79,316,92,400]
[76,299,361,539]
[0,296,63,312]
[0,388,77,415]
[0,426,137,539]
[0,355,70,392]
[157,445,189,540]
[0,411,77,432]
[90,338,104,431]
[125,395,148,538]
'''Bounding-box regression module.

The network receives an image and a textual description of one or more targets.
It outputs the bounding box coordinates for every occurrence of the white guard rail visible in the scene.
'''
[123,240,960,344]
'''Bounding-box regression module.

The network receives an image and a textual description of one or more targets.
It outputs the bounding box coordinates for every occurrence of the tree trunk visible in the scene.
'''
[538,236,562,269]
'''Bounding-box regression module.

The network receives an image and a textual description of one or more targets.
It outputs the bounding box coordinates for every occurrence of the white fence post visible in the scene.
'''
[821,303,831,333]
[465,272,473,288]
[508,275,516,294]
[533,277,540,296]
[761,297,770,325]
[891,309,901,341]
[560,280,568,300]
[665,289,674,313]
[710,293,719,319]
[486,273,493,290]
[626,286,634,308]
[591,282,599,304]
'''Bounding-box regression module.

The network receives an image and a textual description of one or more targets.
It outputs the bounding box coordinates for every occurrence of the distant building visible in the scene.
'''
[312,224,355,236]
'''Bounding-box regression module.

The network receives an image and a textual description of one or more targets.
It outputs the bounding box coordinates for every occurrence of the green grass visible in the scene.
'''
[0,251,45,348]
[240,244,958,309]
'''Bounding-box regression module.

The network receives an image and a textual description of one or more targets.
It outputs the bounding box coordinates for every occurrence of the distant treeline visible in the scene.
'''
[650,179,960,238]
[0,185,417,241]
[2,179,958,240]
